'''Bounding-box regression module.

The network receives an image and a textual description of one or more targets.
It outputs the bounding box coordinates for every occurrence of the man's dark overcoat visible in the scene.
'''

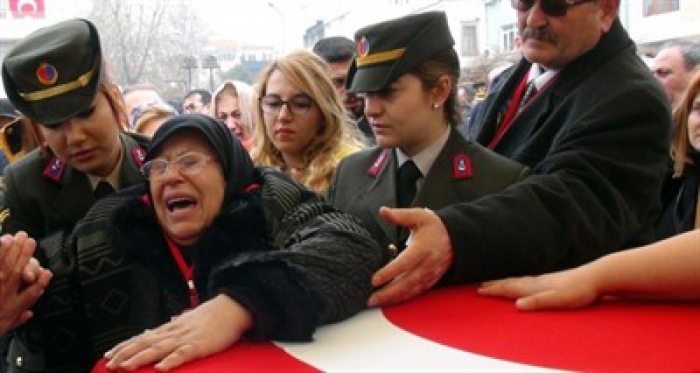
[437,20,671,283]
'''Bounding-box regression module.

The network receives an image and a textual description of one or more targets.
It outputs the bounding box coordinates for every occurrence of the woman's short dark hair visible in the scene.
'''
[409,48,461,126]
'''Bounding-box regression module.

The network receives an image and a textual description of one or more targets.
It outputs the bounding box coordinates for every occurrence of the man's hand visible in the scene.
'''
[104,294,253,372]
[368,207,453,307]
[0,232,52,334]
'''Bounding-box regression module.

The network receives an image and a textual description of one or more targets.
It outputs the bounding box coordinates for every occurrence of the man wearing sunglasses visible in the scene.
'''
[368,0,672,307]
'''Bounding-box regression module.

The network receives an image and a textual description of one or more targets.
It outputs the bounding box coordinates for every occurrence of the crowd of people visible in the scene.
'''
[0,0,698,371]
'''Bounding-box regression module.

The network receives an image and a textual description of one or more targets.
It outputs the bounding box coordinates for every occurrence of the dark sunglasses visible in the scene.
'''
[511,0,595,17]
[0,118,23,155]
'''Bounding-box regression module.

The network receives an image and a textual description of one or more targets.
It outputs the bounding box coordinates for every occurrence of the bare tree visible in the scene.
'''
[89,0,208,96]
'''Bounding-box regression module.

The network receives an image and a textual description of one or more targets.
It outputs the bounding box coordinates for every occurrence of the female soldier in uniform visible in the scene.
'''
[1,18,149,240]
[0,18,149,372]
[327,12,529,306]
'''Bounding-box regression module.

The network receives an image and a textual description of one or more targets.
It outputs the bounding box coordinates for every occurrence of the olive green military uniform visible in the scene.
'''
[0,18,150,372]
[328,12,529,255]
[1,133,148,240]
[328,127,528,250]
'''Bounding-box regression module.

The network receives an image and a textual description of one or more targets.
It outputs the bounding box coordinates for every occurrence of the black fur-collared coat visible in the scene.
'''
[14,168,387,372]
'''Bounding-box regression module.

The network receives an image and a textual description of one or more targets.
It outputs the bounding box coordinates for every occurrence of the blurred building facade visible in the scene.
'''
[303,0,700,86]
[2,0,699,97]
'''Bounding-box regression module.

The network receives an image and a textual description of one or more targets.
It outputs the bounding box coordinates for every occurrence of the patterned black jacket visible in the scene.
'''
[11,168,387,372]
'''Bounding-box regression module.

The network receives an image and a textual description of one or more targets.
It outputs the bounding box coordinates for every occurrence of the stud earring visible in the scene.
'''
[433,103,440,109]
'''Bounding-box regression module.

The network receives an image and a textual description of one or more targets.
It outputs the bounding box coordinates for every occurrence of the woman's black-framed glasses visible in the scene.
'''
[260,94,314,116]
[511,0,595,17]
[141,152,213,180]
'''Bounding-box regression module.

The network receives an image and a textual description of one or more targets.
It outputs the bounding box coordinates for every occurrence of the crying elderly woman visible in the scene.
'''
[9,114,387,372]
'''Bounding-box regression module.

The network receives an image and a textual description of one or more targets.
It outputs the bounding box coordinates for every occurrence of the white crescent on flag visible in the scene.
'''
[277,309,560,372]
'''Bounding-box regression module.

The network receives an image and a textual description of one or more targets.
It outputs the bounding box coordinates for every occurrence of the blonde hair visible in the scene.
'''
[133,103,176,136]
[252,49,362,193]
[671,69,700,177]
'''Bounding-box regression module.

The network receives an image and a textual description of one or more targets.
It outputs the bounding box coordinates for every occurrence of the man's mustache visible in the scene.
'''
[521,27,557,43]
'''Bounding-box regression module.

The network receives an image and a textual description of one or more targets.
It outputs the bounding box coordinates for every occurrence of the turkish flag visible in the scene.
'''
[10,0,45,19]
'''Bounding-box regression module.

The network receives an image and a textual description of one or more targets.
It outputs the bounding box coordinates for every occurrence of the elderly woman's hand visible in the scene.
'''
[0,232,52,334]
[104,294,253,371]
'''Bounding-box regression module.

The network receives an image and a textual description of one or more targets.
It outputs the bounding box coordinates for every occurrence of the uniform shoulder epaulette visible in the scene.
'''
[43,156,66,184]
[368,149,390,177]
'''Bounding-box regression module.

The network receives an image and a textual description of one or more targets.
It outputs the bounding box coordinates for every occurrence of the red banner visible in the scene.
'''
[10,0,45,19]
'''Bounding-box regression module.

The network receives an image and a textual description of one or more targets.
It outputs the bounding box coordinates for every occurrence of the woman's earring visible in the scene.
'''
[433,103,440,109]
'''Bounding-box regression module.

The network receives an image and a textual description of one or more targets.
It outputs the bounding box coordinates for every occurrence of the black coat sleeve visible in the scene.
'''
[204,171,388,341]
[438,73,670,284]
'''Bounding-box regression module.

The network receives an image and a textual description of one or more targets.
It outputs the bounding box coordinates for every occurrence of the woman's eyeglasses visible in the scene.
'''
[260,94,314,116]
[511,0,594,17]
[141,152,214,180]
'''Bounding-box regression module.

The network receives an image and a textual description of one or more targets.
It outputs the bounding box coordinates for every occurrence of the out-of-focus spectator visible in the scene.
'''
[457,85,475,113]
[211,81,256,151]
[655,69,700,240]
[651,41,700,107]
[459,62,513,139]
[0,99,18,173]
[122,84,164,128]
[167,98,183,115]
[0,100,41,174]
[252,50,362,194]
[313,36,374,144]
[182,89,212,114]
[132,102,176,137]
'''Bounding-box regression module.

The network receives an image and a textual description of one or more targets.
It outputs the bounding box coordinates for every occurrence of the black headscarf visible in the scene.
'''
[145,113,256,206]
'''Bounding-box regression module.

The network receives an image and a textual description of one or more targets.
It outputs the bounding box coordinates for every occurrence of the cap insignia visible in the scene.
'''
[36,62,58,86]
[357,36,370,57]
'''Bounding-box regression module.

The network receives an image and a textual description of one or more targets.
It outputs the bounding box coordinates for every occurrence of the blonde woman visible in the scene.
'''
[132,102,176,137]
[212,80,256,151]
[252,50,362,194]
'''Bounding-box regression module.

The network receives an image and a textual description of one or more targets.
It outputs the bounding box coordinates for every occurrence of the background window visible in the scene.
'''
[461,23,477,57]
[502,24,516,52]
[644,0,680,16]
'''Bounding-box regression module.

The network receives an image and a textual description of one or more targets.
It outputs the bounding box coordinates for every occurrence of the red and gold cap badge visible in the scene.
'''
[357,36,370,57]
[36,62,58,85]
